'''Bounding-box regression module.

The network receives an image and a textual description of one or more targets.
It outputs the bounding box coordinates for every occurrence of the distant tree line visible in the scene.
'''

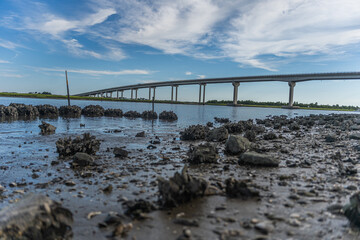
[207,99,359,110]
[28,91,52,95]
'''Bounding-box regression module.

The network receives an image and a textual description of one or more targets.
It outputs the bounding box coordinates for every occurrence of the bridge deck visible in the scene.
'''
[75,72,360,96]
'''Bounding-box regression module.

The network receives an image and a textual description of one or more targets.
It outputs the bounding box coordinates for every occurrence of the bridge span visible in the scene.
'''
[75,72,360,107]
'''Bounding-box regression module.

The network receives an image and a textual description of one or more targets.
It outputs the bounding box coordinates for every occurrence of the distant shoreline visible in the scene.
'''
[0,92,357,112]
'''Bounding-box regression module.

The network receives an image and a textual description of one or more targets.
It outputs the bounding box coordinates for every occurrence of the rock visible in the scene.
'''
[141,111,158,119]
[104,108,123,117]
[224,120,253,134]
[206,127,228,142]
[239,152,280,167]
[349,133,360,140]
[123,199,156,219]
[158,166,209,207]
[188,143,219,164]
[255,221,274,234]
[56,133,100,157]
[289,123,300,131]
[263,132,277,140]
[38,121,56,135]
[9,103,39,118]
[102,184,113,194]
[244,130,256,142]
[135,131,145,137]
[36,104,59,118]
[124,111,141,118]
[225,135,250,155]
[225,178,260,198]
[82,105,104,117]
[112,222,133,237]
[72,152,94,167]
[0,194,73,240]
[59,105,82,118]
[159,111,178,121]
[0,106,18,119]
[173,218,199,227]
[180,125,209,141]
[344,192,360,227]
[325,134,337,142]
[214,117,230,123]
[113,148,129,158]
[206,122,213,127]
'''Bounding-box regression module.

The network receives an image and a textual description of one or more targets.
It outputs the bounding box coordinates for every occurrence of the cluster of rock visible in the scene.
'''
[180,125,209,140]
[38,121,56,135]
[56,133,100,157]
[0,103,178,122]
[188,143,218,164]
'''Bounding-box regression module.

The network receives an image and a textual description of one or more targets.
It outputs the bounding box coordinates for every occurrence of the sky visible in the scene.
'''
[1,0,360,106]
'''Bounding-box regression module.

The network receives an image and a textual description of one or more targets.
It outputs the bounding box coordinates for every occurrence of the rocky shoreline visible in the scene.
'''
[0,103,360,239]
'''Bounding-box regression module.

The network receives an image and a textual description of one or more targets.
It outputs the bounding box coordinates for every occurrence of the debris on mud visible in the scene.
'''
[225,178,260,199]
[123,199,156,220]
[157,166,209,207]
[188,143,219,164]
[180,125,209,140]
[82,105,105,117]
[39,121,56,135]
[159,111,178,121]
[0,194,73,240]
[239,152,280,167]
[59,105,82,118]
[56,133,100,157]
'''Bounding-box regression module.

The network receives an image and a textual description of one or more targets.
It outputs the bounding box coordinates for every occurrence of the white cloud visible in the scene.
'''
[0,38,21,50]
[197,75,206,79]
[185,71,192,75]
[39,67,151,76]
[0,59,10,64]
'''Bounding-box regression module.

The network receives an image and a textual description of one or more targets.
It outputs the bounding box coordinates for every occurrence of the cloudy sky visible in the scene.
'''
[1,0,360,106]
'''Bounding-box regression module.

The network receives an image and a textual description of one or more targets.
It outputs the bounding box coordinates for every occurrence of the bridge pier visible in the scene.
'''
[109,92,112,98]
[153,87,156,100]
[175,85,178,102]
[149,88,151,100]
[131,89,133,99]
[288,82,296,107]
[116,91,119,99]
[135,89,138,100]
[232,82,240,105]
[171,86,174,101]
[199,84,206,104]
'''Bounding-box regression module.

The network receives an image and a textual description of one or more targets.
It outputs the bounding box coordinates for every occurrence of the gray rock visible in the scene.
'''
[344,192,360,227]
[73,152,94,167]
[113,148,129,158]
[10,103,39,118]
[36,104,59,117]
[188,143,219,164]
[158,166,209,207]
[325,134,337,142]
[239,152,279,167]
[225,135,250,155]
[135,131,145,137]
[159,111,178,121]
[180,125,209,141]
[206,127,228,142]
[124,111,141,118]
[0,194,73,240]
[255,221,274,234]
[263,132,277,140]
[38,121,56,135]
[141,111,158,119]
[59,105,82,118]
[0,106,18,118]
[104,108,123,117]
[56,133,100,157]
[349,133,360,140]
[82,105,104,117]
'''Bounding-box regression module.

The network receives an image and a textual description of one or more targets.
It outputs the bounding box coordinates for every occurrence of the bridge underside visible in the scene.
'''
[75,72,360,107]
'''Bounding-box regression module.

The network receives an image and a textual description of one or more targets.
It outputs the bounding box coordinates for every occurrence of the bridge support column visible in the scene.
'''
[116,91,119,99]
[131,89,133,99]
[148,88,151,100]
[171,86,174,101]
[202,84,206,105]
[135,89,138,100]
[175,85,178,102]
[121,91,124,98]
[199,84,202,103]
[232,82,240,105]
[153,87,156,100]
[288,82,296,107]
[109,92,112,98]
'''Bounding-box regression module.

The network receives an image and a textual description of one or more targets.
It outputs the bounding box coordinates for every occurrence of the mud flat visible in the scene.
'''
[0,103,360,239]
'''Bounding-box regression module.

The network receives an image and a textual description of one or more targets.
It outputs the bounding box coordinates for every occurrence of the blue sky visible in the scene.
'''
[1,0,360,106]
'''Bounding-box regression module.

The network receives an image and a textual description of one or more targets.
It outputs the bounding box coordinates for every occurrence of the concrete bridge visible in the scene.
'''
[75,72,360,107]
